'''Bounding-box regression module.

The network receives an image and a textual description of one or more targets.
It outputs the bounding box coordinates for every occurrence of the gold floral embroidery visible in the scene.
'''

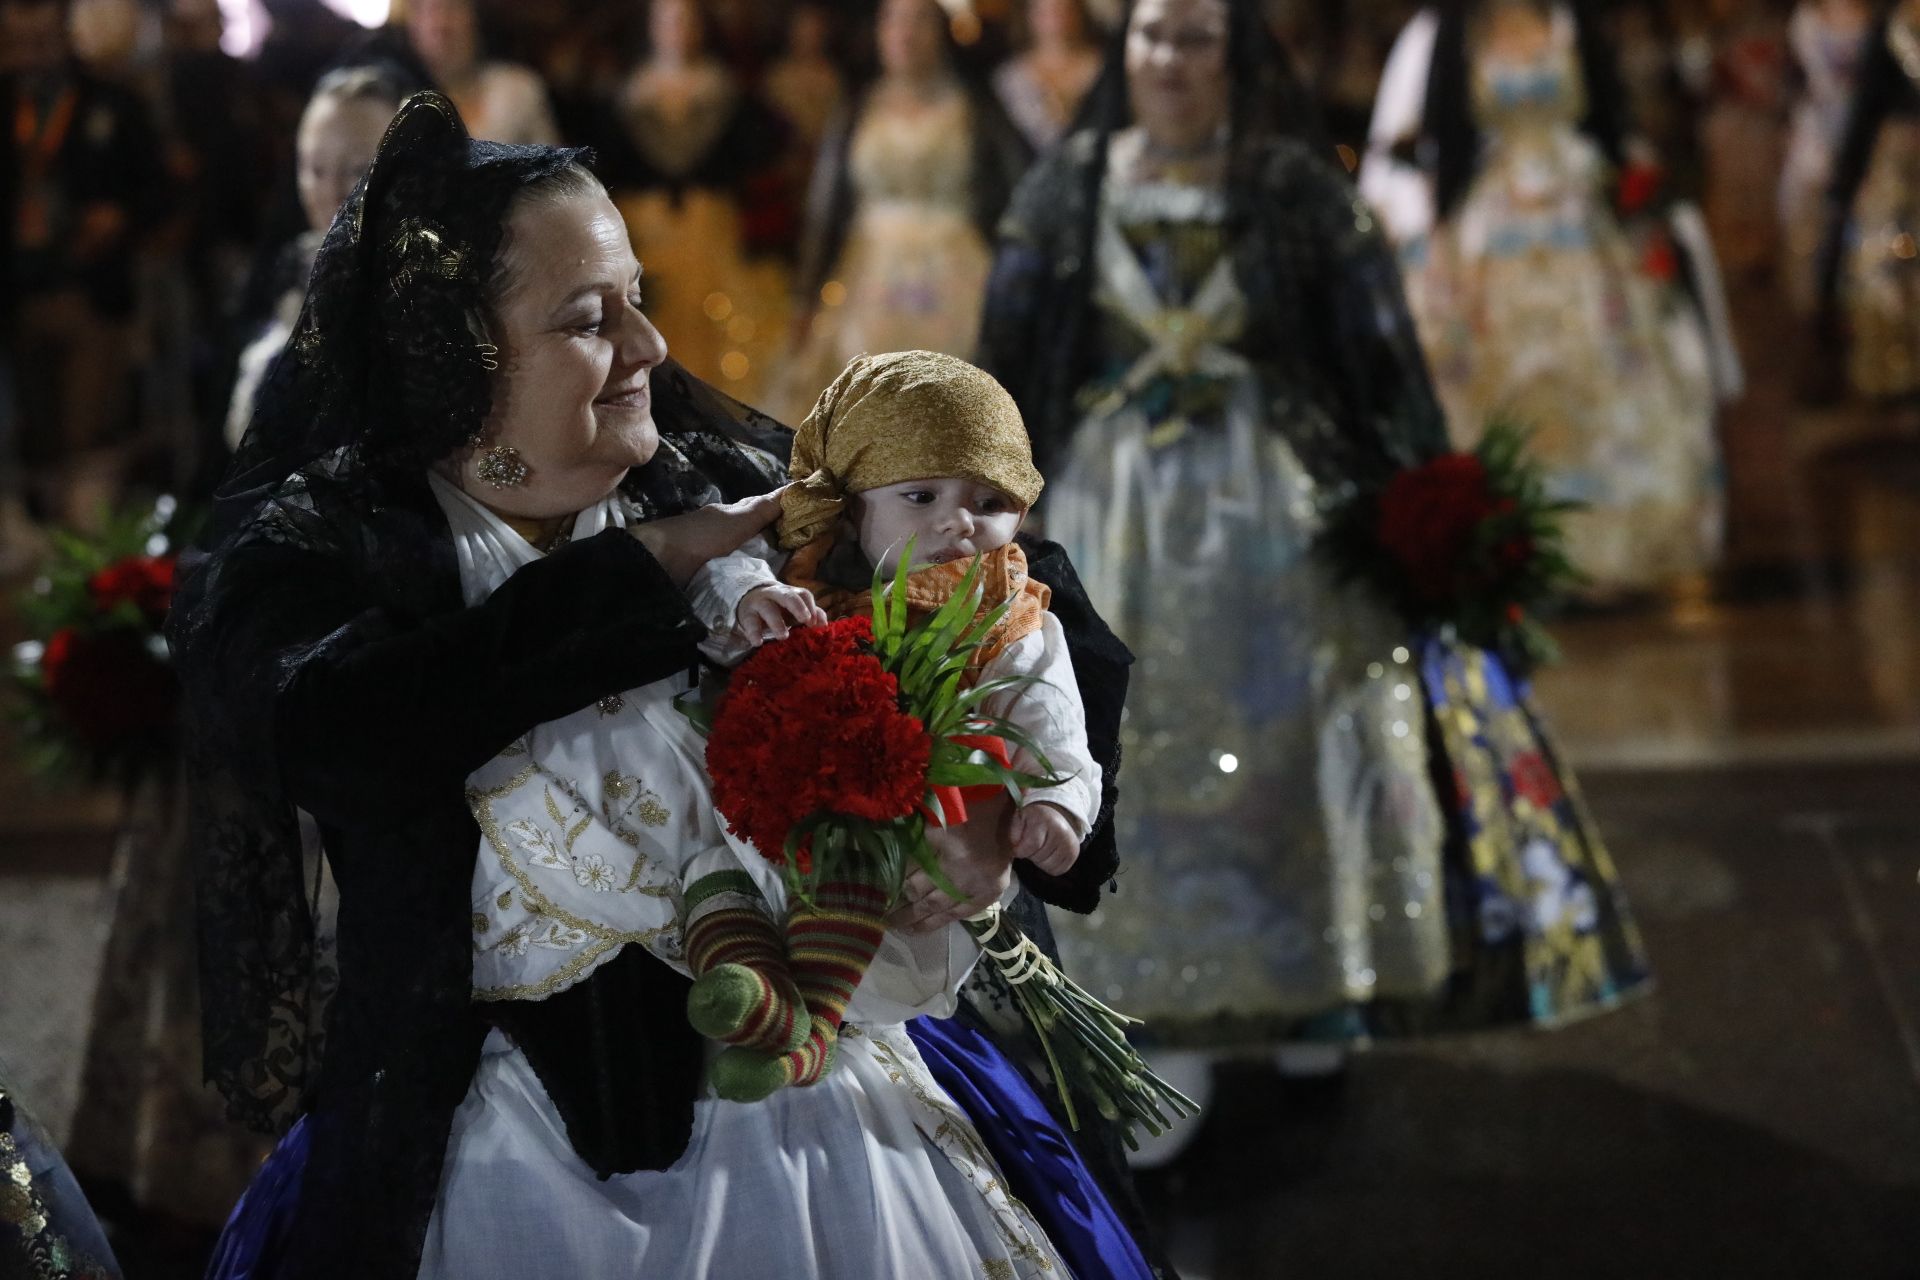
[862,1031,1058,1273]
[0,1122,115,1279]
[467,767,681,994]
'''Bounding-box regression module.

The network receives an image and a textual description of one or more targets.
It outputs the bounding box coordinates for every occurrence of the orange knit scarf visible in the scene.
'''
[782,538,1051,674]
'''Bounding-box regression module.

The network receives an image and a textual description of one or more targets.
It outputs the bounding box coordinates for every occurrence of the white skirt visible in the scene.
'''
[419,1026,1070,1279]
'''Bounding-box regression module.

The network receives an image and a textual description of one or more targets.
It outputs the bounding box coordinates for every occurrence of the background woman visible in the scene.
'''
[1817,0,1920,404]
[1781,0,1872,312]
[982,0,1650,1145]
[596,0,788,403]
[778,0,1030,422]
[1361,0,1728,598]
[994,0,1106,152]
[403,0,558,144]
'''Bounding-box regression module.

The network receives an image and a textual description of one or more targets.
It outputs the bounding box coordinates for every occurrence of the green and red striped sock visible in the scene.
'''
[709,1014,839,1102]
[683,871,809,1055]
[785,879,890,1037]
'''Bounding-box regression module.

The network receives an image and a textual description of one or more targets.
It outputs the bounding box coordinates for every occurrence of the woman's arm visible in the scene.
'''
[262,529,705,832]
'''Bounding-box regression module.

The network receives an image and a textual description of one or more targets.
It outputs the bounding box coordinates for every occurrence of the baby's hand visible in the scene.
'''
[735,584,828,645]
[1008,802,1079,876]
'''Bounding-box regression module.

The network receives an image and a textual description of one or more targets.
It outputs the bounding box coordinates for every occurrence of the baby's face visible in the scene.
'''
[853,478,1026,572]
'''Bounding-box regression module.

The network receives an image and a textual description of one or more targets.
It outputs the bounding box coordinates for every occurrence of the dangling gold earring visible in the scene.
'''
[468,432,528,488]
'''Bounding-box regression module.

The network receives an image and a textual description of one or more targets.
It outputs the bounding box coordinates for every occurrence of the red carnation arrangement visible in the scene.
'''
[11,498,187,780]
[704,616,930,877]
[1326,420,1579,667]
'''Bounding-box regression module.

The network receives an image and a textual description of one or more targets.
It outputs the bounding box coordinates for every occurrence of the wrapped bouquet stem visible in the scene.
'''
[964,904,1198,1146]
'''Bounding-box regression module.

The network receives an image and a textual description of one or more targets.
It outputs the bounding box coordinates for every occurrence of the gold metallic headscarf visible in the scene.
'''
[775,350,1045,551]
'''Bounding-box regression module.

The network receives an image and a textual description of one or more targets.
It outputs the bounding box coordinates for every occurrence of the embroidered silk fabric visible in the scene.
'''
[0,1073,121,1280]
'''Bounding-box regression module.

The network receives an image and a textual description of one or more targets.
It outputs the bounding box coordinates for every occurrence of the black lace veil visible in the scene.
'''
[173,93,789,1132]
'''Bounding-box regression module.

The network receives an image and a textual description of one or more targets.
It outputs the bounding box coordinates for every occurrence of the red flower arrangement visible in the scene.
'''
[682,546,1199,1142]
[1326,420,1579,667]
[11,499,187,780]
[704,616,930,876]
[86,554,177,623]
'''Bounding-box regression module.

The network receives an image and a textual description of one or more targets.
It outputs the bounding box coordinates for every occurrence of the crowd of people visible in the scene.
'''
[5,0,1920,1277]
[3,0,1915,573]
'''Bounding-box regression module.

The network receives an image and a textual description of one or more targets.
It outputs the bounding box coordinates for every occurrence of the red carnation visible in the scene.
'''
[1617,161,1664,218]
[1376,453,1501,603]
[1642,235,1678,283]
[40,627,177,750]
[705,616,932,868]
[87,554,177,623]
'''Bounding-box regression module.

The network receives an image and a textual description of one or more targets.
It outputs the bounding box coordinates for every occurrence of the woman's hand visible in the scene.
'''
[735,583,827,645]
[887,792,1015,936]
[628,489,785,588]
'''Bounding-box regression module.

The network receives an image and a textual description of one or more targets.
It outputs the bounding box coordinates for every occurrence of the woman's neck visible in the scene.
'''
[881,66,954,100]
[500,510,572,552]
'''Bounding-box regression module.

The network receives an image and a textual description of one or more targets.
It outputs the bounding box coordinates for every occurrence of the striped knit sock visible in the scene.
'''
[785,879,891,1036]
[683,871,809,1055]
[708,1014,839,1103]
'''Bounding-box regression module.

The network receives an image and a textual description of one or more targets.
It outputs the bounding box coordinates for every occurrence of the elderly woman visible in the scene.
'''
[178,94,1149,1279]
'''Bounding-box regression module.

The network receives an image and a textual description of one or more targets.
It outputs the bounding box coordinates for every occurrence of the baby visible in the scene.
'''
[703,349,1096,878]
[671,351,1103,1097]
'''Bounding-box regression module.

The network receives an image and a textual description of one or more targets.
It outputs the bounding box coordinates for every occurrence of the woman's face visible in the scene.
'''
[789,5,828,59]
[407,0,478,78]
[456,187,669,519]
[1030,0,1087,47]
[1125,0,1230,148]
[650,0,702,62]
[877,0,946,79]
[296,94,396,235]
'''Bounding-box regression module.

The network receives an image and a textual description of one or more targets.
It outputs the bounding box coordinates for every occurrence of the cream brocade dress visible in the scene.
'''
[1401,39,1723,594]
[415,474,1068,1280]
[779,90,992,420]
[1044,177,1451,1043]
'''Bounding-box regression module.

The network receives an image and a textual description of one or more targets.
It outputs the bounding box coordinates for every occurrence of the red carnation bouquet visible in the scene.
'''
[1326,420,1579,667]
[684,543,1198,1143]
[10,498,188,780]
